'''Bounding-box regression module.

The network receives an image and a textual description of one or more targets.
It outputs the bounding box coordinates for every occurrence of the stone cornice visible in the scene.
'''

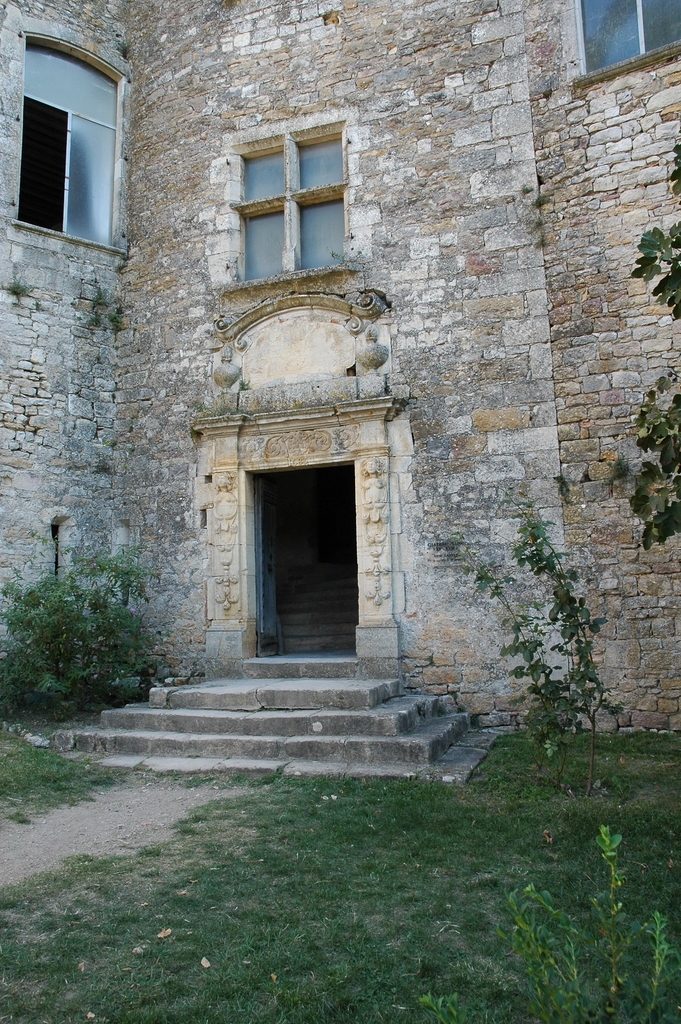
[192,395,404,439]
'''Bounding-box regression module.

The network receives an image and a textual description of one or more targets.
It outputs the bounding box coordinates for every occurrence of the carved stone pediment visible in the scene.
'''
[215,290,390,342]
[211,291,391,392]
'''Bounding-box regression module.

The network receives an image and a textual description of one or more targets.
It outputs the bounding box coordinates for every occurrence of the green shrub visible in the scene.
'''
[0,550,157,712]
[421,826,681,1024]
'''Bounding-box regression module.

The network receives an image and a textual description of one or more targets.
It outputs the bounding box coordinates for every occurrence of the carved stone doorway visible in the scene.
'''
[194,395,404,680]
[254,465,359,657]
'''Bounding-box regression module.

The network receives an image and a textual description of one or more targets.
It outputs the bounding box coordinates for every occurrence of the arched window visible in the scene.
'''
[18,45,117,246]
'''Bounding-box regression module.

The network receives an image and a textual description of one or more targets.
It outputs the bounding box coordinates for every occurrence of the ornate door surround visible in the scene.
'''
[193,396,404,679]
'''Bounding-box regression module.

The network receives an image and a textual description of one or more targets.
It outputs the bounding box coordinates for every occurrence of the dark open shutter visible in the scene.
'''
[18,97,68,232]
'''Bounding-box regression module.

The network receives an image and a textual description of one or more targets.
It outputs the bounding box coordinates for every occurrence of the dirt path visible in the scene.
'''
[0,778,244,887]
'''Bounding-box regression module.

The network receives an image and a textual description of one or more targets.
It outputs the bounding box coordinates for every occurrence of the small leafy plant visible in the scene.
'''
[630,375,681,549]
[631,138,681,318]
[108,304,125,331]
[462,503,613,794]
[0,549,157,712]
[421,826,681,1024]
[5,277,32,302]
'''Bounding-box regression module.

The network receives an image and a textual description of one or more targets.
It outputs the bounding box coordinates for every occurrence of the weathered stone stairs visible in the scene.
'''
[277,566,358,653]
[58,655,490,780]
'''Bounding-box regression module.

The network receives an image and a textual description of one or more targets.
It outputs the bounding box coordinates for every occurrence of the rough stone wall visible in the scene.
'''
[2,0,680,729]
[0,1,127,584]
[524,0,681,731]
[116,0,562,687]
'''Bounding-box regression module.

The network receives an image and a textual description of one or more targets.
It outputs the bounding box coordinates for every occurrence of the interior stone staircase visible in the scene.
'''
[277,566,358,653]
[57,655,490,780]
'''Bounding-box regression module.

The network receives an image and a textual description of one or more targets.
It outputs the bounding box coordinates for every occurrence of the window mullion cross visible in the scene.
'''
[283,136,299,272]
[636,0,646,54]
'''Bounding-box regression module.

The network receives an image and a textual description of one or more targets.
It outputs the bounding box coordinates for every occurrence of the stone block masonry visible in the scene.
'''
[0,0,680,730]
[524,0,681,731]
[0,0,128,579]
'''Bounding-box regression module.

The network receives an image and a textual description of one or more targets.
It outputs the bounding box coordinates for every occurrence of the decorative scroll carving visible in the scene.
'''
[215,316,235,333]
[356,291,390,318]
[239,425,360,467]
[345,314,365,336]
[361,456,391,608]
[212,471,239,616]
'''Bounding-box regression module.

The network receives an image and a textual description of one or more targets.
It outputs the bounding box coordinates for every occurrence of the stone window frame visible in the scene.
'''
[14,32,128,252]
[230,121,348,282]
[574,0,681,76]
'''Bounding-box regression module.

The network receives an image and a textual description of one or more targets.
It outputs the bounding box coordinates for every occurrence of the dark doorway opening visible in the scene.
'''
[254,464,358,655]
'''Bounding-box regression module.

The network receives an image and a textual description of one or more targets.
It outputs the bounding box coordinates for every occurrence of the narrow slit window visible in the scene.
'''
[18,45,117,245]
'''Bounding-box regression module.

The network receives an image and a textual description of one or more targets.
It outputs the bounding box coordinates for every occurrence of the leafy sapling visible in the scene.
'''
[631,138,681,318]
[630,374,681,549]
[461,502,612,795]
[422,827,681,1024]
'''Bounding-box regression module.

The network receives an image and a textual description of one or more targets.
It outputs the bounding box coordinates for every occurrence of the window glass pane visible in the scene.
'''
[642,0,681,51]
[244,211,284,280]
[299,139,343,190]
[581,0,639,71]
[300,200,344,270]
[25,46,116,126]
[18,97,68,231]
[66,115,115,245]
[244,152,284,201]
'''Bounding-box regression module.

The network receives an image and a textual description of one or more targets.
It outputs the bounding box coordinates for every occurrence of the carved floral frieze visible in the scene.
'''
[239,424,360,467]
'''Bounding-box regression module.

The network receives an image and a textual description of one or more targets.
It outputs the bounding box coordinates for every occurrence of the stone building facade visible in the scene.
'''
[1,0,680,730]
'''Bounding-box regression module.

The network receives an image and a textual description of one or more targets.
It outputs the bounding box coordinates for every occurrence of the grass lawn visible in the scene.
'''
[0,731,116,823]
[0,731,679,1023]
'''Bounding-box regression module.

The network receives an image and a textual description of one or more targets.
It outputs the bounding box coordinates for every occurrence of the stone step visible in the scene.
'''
[281,636,357,653]
[242,656,359,679]
[282,577,358,596]
[278,593,358,612]
[149,677,402,711]
[101,695,448,737]
[70,714,466,766]
[276,606,356,622]
[95,755,432,779]
[277,615,357,631]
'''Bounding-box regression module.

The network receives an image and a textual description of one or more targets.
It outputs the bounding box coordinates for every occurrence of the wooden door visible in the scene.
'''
[254,476,278,655]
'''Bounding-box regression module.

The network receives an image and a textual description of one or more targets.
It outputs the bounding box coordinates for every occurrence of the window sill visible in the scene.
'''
[221,262,363,297]
[10,219,127,257]
[574,38,681,89]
